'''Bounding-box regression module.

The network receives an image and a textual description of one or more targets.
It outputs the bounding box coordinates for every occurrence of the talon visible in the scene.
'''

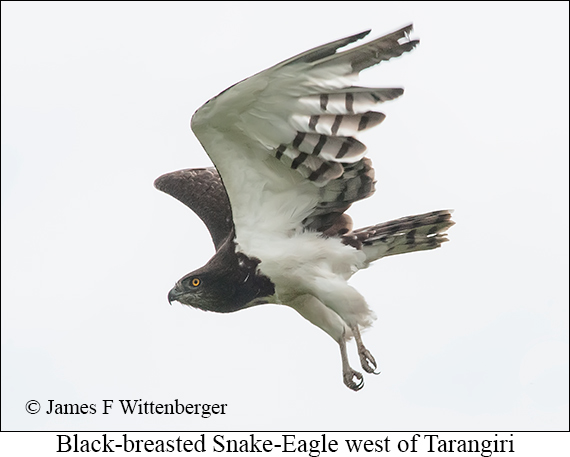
[360,348,379,374]
[350,324,380,376]
[343,369,364,391]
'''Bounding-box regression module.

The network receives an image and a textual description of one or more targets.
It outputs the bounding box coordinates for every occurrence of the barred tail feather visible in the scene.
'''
[342,210,455,264]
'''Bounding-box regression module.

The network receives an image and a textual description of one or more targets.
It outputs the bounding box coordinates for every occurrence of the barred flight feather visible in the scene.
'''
[288,132,367,163]
[313,24,418,73]
[299,88,403,115]
[353,210,454,241]
[291,111,386,137]
[342,210,455,262]
[272,145,344,185]
[304,159,376,232]
[318,158,375,206]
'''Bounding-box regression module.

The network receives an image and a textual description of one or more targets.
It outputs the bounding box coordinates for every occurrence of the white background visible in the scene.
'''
[2,1,568,433]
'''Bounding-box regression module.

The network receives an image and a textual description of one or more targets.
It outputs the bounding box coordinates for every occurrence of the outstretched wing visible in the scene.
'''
[154,168,233,250]
[190,25,419,244]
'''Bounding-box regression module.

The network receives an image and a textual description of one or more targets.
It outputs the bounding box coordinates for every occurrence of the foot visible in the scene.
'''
[350,324,380,375]
[359,347,380,374]
[343,367,364,391]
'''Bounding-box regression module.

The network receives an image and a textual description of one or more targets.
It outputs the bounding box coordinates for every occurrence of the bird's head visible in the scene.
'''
[168,273,203,307]
[167,266,239,313]
[166,241,275,313]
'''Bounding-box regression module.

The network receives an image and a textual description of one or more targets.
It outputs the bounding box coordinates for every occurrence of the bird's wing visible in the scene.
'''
[190,25,418,242]
[154,167,233,250]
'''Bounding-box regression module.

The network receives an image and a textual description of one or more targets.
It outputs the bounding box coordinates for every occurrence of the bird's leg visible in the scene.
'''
[339,329,364,391]
[285,294,365,390]
[350,324,379,374]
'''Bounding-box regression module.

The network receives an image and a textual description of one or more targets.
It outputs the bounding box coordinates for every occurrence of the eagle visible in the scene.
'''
[155,24,454,391]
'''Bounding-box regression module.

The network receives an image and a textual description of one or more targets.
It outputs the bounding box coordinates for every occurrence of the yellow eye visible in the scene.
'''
[191,278,200,287]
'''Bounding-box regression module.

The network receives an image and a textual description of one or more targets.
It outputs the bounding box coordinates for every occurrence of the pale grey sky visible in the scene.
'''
[1,1,568,433]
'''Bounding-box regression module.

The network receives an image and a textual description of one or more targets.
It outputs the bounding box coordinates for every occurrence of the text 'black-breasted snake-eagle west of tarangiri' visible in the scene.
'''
[155,24,454,391]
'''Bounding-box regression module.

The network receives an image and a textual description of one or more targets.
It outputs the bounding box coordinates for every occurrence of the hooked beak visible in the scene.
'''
[167,285,184,305]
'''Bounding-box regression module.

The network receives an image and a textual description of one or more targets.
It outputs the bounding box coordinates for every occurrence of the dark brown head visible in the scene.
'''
[167,238,275,313]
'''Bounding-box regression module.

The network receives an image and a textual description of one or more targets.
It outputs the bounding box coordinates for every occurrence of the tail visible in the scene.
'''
[342,210,455,264]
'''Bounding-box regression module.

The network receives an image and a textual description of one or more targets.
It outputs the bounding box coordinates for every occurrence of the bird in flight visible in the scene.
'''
[155,24,454,391]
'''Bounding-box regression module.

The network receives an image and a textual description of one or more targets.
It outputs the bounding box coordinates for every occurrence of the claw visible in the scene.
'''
[343,368,364,391]
[350,324,380,375]
[359,348,380,374]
